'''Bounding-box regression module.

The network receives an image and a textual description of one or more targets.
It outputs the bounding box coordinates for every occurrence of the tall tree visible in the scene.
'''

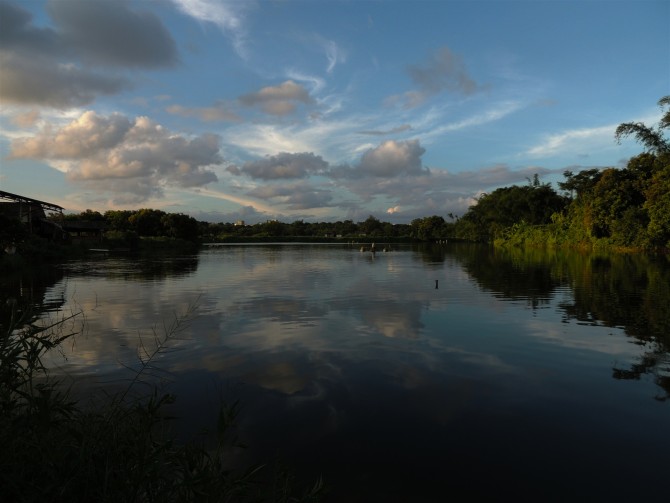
[128,209,166,237]
[615,95,670,154]
[456,179,567,241]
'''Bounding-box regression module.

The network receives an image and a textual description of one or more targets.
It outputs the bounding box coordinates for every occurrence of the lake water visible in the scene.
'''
[5,243,670,501]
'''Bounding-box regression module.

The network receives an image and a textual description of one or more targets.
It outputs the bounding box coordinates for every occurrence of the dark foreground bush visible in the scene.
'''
[0,303,324,503]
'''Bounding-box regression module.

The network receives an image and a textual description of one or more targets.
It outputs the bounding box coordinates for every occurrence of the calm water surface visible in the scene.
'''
[7,243,670,501]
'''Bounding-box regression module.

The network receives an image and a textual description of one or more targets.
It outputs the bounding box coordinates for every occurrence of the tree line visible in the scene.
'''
[493,95,669,250]
[31,95,670,251]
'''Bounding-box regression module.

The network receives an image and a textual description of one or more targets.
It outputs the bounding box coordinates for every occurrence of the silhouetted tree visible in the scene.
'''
[615,95,669,154]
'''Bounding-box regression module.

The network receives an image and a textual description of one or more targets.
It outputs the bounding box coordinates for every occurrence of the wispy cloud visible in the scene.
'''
[321,38,346,74]
[358,124,412,136]
[193,187,277,215]
[284,70,326,95]
[418,100,522,145]
[526,124,615,157]
[170,0,253,59]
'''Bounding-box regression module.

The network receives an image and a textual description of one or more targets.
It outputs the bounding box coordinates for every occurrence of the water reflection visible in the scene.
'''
[9,244,670,500]
[14,245,670,400]
[64,253,199,281]
[0,265,65,330]
[457,245,561,308]
[460,246,670,401]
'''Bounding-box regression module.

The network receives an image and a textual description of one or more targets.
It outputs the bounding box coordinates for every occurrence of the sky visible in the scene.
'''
[1,0,668,224]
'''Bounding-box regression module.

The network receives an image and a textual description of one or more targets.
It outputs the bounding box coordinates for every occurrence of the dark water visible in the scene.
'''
[3,243,669,501]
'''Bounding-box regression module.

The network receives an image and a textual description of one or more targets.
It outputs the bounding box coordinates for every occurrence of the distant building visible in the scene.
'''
[1,191,108,246]
[0,190,66,241]
[63,220,107,243]
[235,220,246,226]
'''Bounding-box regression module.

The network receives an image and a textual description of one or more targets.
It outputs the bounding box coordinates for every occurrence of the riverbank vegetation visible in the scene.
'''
[2,97,667,258]
[467,96,670,251]
[0,303,324,502]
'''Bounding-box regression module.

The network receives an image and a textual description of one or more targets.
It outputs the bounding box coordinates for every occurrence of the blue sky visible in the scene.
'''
[1,0,668,224]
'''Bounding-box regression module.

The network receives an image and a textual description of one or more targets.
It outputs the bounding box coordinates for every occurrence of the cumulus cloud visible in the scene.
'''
[332,139,428,178]
[0,0,176,108]
[360,140,427,176]
[10,109,41,128]
[229,152,328,180]
[239,80,315,116]
[167,102,241,122]
[9,111,221,200]
[11,111,131,158]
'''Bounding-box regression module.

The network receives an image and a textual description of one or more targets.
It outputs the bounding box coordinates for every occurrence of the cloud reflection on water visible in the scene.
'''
[17,244,669,500]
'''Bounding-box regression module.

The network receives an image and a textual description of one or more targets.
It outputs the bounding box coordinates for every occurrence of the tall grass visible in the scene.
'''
[0,302,324,503]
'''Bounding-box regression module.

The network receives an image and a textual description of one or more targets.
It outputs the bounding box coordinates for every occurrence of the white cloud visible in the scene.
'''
[224,124,315,158]
[526,124,615,157]
[171,0,252,59]
[358,139,427,177]
[322,39,346,74]
[421,100,522,143]
[526,109,664,159]
[285,70,326,95]
[192,187,277,214]
[332,139,428,179]
[9,111,221,201]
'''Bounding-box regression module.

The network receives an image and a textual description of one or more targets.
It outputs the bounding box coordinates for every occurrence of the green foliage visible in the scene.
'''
[558,168,602,199]
[104,210,135,231]
[455,177,568,243]
[129,208,167,237]
[62,209,105,222]
[204,217,413,242]
[497,97,670,252]
[102,229,140,250]
[644,155,670,248]
[410,215,451,241]
[161,212,199,241]
[360,215,383,236]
